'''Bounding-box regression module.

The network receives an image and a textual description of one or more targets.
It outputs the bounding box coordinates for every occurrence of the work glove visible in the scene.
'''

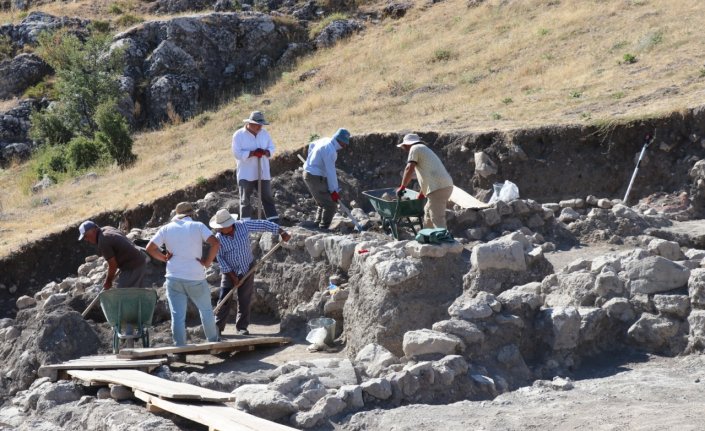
[330,191,340,202]
[254,148,265,158]
[417,192,425,199]
[396,186,406,198]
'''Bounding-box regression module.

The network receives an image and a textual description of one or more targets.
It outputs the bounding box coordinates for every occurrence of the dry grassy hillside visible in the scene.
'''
[1,0,705,256]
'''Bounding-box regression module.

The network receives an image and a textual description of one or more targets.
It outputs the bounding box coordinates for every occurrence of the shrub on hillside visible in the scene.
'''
[34,145,68,181]
[94,102,136,167]
[29,109,73,147]
[0,35,13,61]
[66,137,105,170]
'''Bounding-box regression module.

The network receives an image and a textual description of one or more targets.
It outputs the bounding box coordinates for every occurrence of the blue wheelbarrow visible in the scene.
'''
[99,288,158,353]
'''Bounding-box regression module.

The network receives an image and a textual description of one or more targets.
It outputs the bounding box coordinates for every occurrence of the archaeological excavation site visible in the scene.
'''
[3,110,705,430]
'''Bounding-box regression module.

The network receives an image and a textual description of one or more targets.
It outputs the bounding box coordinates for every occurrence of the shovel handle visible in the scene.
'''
[82,288,104,318]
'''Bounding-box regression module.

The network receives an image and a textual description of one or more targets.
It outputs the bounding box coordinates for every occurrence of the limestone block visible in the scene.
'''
[354,343,399,377]
[360,378,392,400]
[495,200,512,216]
[373,258,422,287]
[612,204,641,220]
[689,268,705,308]
[625,256,690,295]
[585,195,598,206]
[510,199,530,215]
[336,385,363,410]
[304,234,327,259]
[16,295,36,310]
[627,313,679,350]
[431,319,484,347]
[559,198,584,209]
[323,236,357,271]
[542,203,560,213]
[481,207,501,226]
[594,272,624,297]
[652,294,690,318]
[402,329,462,358]
[685,249,705,260]
[474,151,497,178]
[233,384,297,421]
[497,288,543,313]
[687,310,705,351]
[558,207,580,223]
[590,254,621,273]
[578,307,608,342]
[597,198,613,209]
[109,384,133,401]
[448,292,498,320]
[542,306,580,350]
[648,238,684,261]
[471,239,526,272]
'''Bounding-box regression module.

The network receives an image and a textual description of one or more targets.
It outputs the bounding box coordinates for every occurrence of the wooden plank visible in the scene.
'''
[68,369,236,402]
[117,336,291,359]
[450,186,490,209]
[38,357,166,378]
[134,390,296,431]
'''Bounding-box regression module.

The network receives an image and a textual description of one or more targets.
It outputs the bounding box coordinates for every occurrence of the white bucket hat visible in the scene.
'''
[209,208,239,229]
[397,133,424,148]
[243,111,269,125]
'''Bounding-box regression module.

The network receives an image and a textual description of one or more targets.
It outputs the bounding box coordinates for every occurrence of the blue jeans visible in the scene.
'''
[165,277,219,346]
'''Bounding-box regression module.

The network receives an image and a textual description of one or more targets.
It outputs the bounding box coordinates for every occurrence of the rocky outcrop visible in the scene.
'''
[0,98,47,166]
[112,12,308,127]
[0,12,88,49]
[0,53,52,100]
[313,19,364,49]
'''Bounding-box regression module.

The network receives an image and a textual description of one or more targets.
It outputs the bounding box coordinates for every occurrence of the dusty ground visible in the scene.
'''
[340,352,705,431]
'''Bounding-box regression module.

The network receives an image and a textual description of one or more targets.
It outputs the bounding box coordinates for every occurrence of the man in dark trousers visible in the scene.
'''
[79,220,150,289]
[209,208,290,335]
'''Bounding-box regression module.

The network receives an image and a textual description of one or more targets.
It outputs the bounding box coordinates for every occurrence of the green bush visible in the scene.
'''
[23,80,57,100]
[108,3,123,14]
[29,109,73,146]
[622,53,637,64]
[94,101,136,167]
[66,136,105,170]
[34,145,68,181]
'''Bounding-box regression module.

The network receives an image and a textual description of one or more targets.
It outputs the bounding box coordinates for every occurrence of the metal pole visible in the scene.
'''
[623,134,653,204]
[257,156,263,219]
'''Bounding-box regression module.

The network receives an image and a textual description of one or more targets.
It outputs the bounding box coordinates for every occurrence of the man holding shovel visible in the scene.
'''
[209,208,290,335]
[303,128,351,230]
[232,111,278,221]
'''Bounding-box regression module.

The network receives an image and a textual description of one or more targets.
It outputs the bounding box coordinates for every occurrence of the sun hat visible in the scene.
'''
[333,128,350,145]
[243,111,269,125]
[78,220,98,240]
[397,133,424,148]
[209,208,239,229]
[174,202,195,219]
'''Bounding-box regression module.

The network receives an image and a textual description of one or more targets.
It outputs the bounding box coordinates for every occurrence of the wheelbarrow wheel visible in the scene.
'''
[112,330,120,354]
[142,329,150,348]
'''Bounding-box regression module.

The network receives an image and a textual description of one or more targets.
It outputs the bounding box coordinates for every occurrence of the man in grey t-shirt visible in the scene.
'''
[79,220,149,289]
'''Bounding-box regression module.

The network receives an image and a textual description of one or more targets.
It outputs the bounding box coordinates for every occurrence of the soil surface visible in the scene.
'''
[340,352,705,431]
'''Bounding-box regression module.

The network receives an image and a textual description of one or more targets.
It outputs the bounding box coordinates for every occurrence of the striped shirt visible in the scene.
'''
[215,220,280,275]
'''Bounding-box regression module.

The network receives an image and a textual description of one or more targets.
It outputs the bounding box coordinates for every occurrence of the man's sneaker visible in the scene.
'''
[236,329,250,336]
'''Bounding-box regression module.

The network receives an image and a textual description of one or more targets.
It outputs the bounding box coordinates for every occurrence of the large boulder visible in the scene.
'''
[538,306,580,350]
[313,19,364,49]
[471,238,526,272]
[233,384,298,421]
[627,313,680,353]
[402,329,462,358]
[354,343,399,378]
[688,268,705,308]
[624,256,690,295]
[0,53,52,99]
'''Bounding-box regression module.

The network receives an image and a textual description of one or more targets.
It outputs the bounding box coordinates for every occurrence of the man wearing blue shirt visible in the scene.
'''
[303,128,351,229]
[209,209,291,335]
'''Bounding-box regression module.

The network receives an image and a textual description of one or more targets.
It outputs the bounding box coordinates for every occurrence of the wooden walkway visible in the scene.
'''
[117,336,291,359]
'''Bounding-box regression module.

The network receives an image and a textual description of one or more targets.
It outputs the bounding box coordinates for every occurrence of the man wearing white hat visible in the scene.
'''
[396,133,454,228]
[303,128,351,229]
[145,202,220,346]
[232,111,279,222]
[209,208,291,335]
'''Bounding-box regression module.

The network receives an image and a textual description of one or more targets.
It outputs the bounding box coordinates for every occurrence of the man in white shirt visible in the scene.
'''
[396,133,454,228]
[145,202,220,346]
[303,128,351,229]
[231,111,278,221]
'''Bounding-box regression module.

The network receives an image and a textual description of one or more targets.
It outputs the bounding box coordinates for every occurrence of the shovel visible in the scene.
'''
[82,285,104,318]
[296,154,364,231]
[623,133,654,204]
[257,156,263,219]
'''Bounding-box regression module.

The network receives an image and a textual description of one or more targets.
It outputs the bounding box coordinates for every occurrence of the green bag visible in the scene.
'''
[415,228,455,244]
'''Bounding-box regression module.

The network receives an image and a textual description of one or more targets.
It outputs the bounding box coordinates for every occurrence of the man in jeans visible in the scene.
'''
[303,128,351,229]
[146,202,220,346]
[232,111,278,221]
[209,209,290,335]
[396,133,454,228]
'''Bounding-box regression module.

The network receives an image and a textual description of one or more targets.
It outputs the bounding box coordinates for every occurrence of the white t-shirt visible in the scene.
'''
[407,144,453,195]
[149,217,214,281]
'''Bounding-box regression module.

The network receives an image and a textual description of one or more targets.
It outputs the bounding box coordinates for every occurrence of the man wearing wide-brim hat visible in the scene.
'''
[145,202,221,346]
[232,111,279,222]
[209,208,291,335]
[302,128,351,229]
[396,133,454,228]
